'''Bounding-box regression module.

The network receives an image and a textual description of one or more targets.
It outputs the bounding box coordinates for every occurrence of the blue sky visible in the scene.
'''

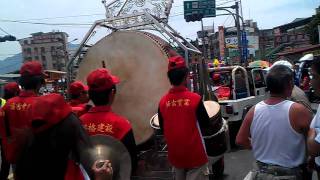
[0,0,319,61]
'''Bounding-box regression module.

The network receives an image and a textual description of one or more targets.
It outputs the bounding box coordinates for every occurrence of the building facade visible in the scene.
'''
[273,17,312,48]
[19,31,69,71]
[225,21,260,64]
[258,29,274,59]
[211,20,260,64]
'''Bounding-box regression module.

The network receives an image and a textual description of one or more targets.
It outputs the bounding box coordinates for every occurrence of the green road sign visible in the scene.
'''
[184,0,216,19]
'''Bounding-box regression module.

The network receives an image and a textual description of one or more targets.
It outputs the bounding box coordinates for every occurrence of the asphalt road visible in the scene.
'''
[219,149,255,180]
[220,149,318,180]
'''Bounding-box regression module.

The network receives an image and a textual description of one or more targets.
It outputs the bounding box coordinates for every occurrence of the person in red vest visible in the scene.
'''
[66,83,89,180]
[0,82,20,180]
[0,62,112,180]
[13,93,108,180]
[158,56,211,180]
[68,81,90,117]
[0,61,46,165]
[80,68,137,173]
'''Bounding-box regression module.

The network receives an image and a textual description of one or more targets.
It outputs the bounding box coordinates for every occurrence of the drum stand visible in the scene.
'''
[133,132,174,180]
[67,11,201,84]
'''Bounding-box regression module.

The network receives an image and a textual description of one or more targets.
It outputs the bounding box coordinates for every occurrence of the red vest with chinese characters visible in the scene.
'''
[159,86,208,168]
[0,91,37,163]
[80,105,131,140]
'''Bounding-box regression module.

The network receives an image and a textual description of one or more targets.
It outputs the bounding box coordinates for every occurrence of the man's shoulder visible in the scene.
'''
[159,93,170,106]
[185,91,201,98]
[289,101,312,126]
[160,91,200,101]
[290,101,309,112]
[109,112,131,126]
[3,96,34,112]
[6,96,22,103]
[80,110,96,120]
[160,92,171,99]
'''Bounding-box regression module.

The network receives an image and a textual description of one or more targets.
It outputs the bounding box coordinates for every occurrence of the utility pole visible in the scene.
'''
[200,19,210,99]
[235,1,242,65]
[201,19,206,60]
[318,25,320,44]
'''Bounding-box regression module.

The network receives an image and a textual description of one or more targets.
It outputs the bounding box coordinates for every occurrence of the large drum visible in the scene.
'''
[76,31,171,146]
[202,101,228,157]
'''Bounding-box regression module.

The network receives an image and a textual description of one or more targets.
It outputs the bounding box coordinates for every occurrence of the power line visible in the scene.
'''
[223,15,231,26]
[0,27,10,35]
[8,14,105,21]
[217,0,237,6]
[0,19,93,26]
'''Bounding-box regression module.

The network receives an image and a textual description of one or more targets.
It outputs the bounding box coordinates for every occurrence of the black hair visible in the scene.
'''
[19,75,45,90]
[312,56,320,75]
[89,86,116,106]
[266,65,293,94]
[70,94,81,100]
[3,90,16,100]
[167,67,189,86]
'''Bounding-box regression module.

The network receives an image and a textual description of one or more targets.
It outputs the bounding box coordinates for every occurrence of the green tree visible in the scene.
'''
[306,12,320,44]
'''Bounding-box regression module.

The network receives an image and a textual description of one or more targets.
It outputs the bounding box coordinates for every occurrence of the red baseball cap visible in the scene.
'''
[168,56,187,71]
[20,61,46,77]
[87,68,120,92]
[4,82,20,95]
[31,93,72,133]
[68,81,88,96]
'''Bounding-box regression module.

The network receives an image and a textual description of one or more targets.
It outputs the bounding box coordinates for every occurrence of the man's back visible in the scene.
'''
[159,86,208,169]
[0,91,37,163]
[80,105,131,140]
[250,100,305,168]
[3,91,37,129]
[236,65,312,179]
[80,105,137,171]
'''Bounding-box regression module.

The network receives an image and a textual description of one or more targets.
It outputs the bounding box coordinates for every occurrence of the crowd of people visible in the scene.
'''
[0,61,114,180]
[0,56,215,180]
[237,56,320,180]
[1,55,320,180]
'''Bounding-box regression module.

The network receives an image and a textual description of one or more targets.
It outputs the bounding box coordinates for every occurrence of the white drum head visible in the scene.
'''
[76,31,171,144]
[204,101,220,118]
